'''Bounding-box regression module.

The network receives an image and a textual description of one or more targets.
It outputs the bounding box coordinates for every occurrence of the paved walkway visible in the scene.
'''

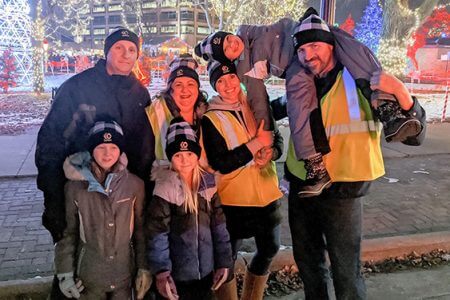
[0,123,449,281]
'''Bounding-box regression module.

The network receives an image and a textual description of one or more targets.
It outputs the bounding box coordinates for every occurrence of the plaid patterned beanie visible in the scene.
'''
[194,31,232,63]
[165,117,201,161]
[292,7,335,51]
[87,117,124,154]
[167,55,200,87]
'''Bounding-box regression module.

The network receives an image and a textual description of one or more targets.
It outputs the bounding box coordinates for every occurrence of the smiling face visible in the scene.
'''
[297,41,335,77]
[171,151,198,177]
[106,40,138,76]
[223,35,244,61]
[92,143,120,171]
[170,77,199,114]
[215,73,241,104]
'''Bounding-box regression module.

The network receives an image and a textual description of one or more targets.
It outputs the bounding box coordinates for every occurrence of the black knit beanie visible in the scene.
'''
[207,60,237,91]
[165,117,201,161]
[87,118,125,154]
[166,55,200,88]
[194,31,232,63]
[104,28,140,57]
[292,7,335,51]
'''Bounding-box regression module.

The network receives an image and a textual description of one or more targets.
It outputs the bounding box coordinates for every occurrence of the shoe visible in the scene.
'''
[376,101,422,143]
[298,174,332,198]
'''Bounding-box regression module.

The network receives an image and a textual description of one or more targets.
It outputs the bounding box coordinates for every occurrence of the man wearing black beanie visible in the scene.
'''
[36,27,155,299]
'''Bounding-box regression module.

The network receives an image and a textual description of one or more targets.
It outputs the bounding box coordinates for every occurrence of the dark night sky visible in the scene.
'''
[307,0,445,25]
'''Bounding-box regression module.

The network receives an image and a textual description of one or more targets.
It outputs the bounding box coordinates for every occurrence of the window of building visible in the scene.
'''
[93,5,105,12]
[80,28,90,35]
[161,25,176,33]
[93,16,106,25]
[143,13,157,23]
[180,10,194,21]
[179,0,193,6]
[197,27,209,34]
[108,15,121,24]
[142,1,157,8]
[108,4,122,11]
[160,11,177,21]
[126,15,137,24]
[93,28,106,35]
[143,26,158,34]
[197,12,207,22]
[94,39,103,45]
[181,25,195,34]
[160,0,176,8]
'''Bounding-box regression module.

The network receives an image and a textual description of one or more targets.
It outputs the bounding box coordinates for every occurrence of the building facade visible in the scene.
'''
[80,0,216,49]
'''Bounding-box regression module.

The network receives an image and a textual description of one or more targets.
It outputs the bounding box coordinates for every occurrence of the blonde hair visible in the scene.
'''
[173,164,209,214]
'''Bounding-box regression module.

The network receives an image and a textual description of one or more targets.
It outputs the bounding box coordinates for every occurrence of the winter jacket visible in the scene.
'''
[55,151,146,292]
[235,18,297,131]
[35,59,154,242]
[146,168,233,282]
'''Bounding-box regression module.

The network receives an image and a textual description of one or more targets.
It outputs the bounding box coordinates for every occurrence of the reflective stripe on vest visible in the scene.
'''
[214,111,240,148]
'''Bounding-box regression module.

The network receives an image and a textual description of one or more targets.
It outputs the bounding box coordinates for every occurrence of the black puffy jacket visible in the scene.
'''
[35,59,155,242]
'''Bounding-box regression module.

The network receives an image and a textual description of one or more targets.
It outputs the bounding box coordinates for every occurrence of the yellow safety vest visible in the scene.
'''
[204,110,282,207]
[146,98,173,163]
[286,68,385,182]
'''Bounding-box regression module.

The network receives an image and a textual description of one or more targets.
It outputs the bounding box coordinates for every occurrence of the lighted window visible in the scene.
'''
[93,5,105,12]
[108,4,122,11]
[160,0,176,7]
[181,25,195,33]
[161,25,176,33]
[142,1,157,8]
[93,28,106,35]
[143,26,158,34]
[197,27,209,34]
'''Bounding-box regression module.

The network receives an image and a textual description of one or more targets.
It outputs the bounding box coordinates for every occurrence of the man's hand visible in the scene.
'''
[255,120,273,148]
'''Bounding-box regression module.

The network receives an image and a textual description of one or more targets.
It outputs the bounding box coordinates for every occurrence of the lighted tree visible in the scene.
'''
[378,0,439,76]
[0,0,33,85]
[32,0,45,93]
[407,6,450,70]
[0,47,17,93]
[355,0,382,53]
[339,14,355,36]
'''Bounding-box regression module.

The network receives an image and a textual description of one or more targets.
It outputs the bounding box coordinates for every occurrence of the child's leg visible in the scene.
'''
[175,275,214,300]
[374,97,422,143]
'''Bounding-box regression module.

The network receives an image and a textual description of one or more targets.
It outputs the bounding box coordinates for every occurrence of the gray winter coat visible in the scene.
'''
[55,152,146,292]
[146,167,233,282]
[235,18,297,130]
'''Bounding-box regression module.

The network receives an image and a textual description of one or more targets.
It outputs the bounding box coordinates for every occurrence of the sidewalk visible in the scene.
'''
[0,123,449,292]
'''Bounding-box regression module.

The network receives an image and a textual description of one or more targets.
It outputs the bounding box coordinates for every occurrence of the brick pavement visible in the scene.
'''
[1,154,450,281]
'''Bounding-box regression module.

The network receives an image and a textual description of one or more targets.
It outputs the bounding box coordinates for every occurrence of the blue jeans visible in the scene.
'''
[230,224,281,276]
[288,182,366,300]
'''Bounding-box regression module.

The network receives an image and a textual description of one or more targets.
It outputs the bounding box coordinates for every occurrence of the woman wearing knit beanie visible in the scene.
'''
[201,61,284,300]
[145,54,209,170]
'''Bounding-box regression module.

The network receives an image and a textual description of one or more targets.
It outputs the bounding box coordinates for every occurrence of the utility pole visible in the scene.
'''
[320,0,336,24]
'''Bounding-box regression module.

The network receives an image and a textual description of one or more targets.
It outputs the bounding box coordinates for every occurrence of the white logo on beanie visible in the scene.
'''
[180,141,189,151]
[213,37,221,45]
[222,65,230,73]
[121,30,130,37]
[177,69,184,77]
[103,132,112,142]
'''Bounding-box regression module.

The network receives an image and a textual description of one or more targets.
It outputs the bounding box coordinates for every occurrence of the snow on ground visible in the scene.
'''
[1,74,448,135]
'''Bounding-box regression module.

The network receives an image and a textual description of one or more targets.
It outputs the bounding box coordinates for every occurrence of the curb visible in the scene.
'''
[1,231,450,298]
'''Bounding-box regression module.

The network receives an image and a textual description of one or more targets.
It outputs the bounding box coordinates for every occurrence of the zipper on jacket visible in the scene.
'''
[76,247,86,277]
[195,210,201,279]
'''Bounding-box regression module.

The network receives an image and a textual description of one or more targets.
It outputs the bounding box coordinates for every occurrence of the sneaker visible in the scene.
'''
[298,174,332,198]
[376,101,422,143]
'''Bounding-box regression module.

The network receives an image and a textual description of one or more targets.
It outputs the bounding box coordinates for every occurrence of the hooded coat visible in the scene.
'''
[55,152,146,292]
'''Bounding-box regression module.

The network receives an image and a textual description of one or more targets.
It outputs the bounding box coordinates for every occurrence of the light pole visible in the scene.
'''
[320,0,336,24]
